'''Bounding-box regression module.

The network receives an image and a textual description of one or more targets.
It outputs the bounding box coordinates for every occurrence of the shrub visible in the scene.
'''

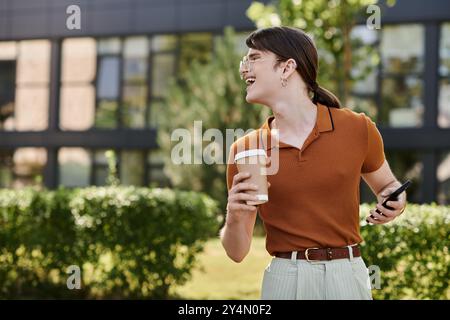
[0,186,220,299]
[359,203,449,300]
[252,203,449,299]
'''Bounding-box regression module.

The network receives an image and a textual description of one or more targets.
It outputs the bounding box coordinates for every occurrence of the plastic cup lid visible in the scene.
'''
[234,149,267,162]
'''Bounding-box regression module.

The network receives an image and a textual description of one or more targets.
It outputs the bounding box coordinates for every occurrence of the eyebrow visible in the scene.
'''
[248,53,261,59]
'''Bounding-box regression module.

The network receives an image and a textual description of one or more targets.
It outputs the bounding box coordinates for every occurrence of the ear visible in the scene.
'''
[282,58,297,78]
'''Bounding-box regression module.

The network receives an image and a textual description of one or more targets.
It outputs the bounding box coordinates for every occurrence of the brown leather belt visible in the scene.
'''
[275,246,361,262]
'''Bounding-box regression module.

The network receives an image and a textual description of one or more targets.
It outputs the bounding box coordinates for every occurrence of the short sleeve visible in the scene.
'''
[361,116,385,173]
[226,143,239,191]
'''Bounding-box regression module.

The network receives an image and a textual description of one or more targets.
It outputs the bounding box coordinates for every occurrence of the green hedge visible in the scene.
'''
[1,187,448,300]
[359,203,449,300]
[0,186,220,299]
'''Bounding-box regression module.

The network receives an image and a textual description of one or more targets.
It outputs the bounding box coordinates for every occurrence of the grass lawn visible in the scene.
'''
[171,237,271,300]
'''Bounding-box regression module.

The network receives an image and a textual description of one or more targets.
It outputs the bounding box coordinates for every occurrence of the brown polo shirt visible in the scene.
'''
[226,103,385,255]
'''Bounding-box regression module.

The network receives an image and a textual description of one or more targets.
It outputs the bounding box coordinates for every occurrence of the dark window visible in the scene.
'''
[92,149,114,186]
[0,148,47,188]
[379,25,425,127]
[0,61,16,130]
[58,147,91,188]
[147,149,170,188]
[0,149,14,187]
[437,151,450,205]
[97,57,120,99]
[438,23,450,128]
[349,25,379,120]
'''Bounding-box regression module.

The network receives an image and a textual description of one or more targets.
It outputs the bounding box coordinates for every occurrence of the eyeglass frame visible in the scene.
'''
[239,55,289,79]
[239,55,268,79]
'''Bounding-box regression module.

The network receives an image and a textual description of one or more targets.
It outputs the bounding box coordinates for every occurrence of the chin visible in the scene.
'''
[246,95,267,106]
[245,94,255,103]
[245,89,263,104]
[245,84,274,105]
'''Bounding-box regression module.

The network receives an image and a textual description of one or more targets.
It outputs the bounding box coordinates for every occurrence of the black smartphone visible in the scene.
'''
[366,180,412,222]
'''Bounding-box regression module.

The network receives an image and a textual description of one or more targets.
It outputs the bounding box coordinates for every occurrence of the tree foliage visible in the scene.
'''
[247,0,395,107]
[157,27,271,213]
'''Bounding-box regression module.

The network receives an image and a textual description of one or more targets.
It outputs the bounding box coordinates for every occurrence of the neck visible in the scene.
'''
[270,95,317,134]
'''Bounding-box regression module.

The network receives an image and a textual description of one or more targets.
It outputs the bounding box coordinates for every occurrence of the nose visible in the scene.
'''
[239,62,249,79]
[239,68,248,80]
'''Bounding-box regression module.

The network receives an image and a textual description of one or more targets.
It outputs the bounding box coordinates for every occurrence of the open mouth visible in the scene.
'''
[245,77,256,88]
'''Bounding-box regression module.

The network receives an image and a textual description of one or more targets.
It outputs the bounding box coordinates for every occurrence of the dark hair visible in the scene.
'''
[246,26,341,109]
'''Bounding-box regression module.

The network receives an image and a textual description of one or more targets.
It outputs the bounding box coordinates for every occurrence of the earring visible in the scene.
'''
[281,77,287,87]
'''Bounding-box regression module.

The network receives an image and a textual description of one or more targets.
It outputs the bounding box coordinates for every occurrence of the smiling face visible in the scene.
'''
[240,49,285,105]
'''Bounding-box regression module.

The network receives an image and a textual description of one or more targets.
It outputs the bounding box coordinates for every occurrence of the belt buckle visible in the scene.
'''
[305,247,320,262]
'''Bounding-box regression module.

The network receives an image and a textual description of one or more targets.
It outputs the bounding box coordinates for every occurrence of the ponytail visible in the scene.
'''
[312,84,341,109]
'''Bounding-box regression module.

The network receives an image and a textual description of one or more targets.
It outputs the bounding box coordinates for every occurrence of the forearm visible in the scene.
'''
[220,213,254,263]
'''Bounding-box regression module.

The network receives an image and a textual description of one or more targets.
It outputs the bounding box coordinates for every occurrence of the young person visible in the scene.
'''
[220,26,407,300]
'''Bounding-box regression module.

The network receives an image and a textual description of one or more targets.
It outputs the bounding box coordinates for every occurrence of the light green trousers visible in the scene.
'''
[261,251,373,300]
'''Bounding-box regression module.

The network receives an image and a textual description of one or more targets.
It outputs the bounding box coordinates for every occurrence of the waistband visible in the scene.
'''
[274,245,360,262]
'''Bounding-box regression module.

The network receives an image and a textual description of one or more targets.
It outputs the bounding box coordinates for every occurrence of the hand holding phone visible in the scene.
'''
[366,180,411,223]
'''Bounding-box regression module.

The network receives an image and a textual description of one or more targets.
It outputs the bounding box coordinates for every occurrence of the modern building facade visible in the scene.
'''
[0,0,449,204]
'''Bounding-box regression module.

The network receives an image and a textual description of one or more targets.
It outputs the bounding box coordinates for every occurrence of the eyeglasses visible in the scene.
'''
[239,55,267,79]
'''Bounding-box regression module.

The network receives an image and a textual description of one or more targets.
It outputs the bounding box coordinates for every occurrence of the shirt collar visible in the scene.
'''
[259,103,335,150]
